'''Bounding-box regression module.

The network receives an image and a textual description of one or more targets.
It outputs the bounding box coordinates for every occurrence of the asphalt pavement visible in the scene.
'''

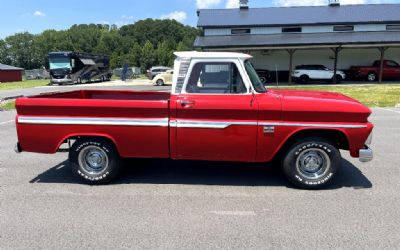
[0,104,399,249]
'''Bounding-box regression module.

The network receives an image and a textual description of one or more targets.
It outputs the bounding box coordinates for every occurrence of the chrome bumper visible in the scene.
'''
[51,78,73,84]
[359,145,373,162]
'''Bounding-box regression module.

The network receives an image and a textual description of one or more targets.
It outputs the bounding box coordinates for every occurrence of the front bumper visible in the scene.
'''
[359,145,373,162]
[50,78,73,84]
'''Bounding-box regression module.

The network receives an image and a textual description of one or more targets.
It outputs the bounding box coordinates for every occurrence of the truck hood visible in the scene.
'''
[269,89,372,123]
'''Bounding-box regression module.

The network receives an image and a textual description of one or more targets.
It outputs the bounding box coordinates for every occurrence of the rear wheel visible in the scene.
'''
[156,79,164,86]
[69,138,121,184]
[333,74,342,84]
[299,75,309,84]
[282,138,341,189]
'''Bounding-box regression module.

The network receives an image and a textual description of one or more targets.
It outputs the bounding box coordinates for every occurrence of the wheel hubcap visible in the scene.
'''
[296,148,330,179]
[78,146,108,174]
[368,74,375,81]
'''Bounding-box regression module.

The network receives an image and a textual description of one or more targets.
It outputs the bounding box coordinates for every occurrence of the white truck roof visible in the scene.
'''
[174,51,252,60]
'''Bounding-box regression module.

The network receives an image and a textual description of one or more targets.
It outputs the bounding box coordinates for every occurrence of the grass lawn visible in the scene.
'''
[0,79,49,91]
[269,84,400,107]
[0,100,16,110]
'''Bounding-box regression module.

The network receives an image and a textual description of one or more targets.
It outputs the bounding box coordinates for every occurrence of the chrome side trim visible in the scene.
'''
[259,122,367,129]
[176,120,257,129]
[18,116,169,127]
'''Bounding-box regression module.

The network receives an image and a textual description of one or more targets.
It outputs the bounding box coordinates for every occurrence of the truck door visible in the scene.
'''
[385,60,400,79]
[171,60,258,162]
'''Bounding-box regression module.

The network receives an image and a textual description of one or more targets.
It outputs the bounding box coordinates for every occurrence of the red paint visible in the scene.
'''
[0,70,22,82]
[349,60,400,80]
[15,88,373,163]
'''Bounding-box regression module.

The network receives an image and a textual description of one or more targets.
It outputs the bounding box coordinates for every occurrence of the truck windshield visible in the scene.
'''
[49,57,71,70]
[244,60,267,93]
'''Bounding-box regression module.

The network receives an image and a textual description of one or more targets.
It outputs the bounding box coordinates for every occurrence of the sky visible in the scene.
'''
[0,0,399,39]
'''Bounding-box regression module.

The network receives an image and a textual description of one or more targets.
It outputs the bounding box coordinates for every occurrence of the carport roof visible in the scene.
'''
[197,4,400,27]
[0,64,23,71]
[194,31,400,49]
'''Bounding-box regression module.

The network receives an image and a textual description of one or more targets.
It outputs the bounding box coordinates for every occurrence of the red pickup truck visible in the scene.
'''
[349,60,400,81]
[14,52,374,189]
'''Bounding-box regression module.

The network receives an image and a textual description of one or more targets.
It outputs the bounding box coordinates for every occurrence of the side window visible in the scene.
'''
[185,62,247,94]
[387,61,399,67]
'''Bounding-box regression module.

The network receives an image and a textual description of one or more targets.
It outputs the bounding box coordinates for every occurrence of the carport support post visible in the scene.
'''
[378,47,388,84]
[331,46,342,84]
[287,49,296,84]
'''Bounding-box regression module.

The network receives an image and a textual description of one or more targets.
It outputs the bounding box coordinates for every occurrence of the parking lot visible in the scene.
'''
[1,98,400,248]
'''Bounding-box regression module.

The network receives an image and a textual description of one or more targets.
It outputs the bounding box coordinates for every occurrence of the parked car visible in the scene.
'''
[255,69,270,84]
[349,60,400,82]
[152,70,173,86]
[292,65,346,84]
[146,66,172,79]
[14,51,373,189]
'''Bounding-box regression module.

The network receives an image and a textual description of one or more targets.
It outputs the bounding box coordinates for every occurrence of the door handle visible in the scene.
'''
[180,100,195,108]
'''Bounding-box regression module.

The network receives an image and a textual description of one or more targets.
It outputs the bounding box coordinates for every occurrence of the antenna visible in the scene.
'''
[328,0,340,7]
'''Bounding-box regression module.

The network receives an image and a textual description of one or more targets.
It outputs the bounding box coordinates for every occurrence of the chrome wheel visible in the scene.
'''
[78,146,109,175]
[367,73,376,82]
[156,79,164,86]
[296,148,331,179]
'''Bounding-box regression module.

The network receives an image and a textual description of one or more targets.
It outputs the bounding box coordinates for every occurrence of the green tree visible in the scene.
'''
[140,40,155,72]
[0,39,11,65]
[127,42,141,67]
[5,32,35,69]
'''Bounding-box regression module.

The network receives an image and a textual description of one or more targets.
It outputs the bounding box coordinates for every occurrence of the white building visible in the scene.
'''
[194,2,400,83]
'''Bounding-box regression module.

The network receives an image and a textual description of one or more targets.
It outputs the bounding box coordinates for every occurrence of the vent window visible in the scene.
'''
[282,27,302,33]
[387,25,400,31]
[333,25,354,31]
[231,28,251,35]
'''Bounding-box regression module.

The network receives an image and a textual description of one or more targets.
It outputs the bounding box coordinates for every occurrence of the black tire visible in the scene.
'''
[299,75,309,84]
[282,137,341,189]
[69,138,121,184]
[156,79,164,86]
[259,76,267,84]
[366,72,377,82]
[333,74,342,84]
[101,75,105,82]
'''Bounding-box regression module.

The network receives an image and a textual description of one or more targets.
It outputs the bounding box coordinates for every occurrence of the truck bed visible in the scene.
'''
[15,90,171,158]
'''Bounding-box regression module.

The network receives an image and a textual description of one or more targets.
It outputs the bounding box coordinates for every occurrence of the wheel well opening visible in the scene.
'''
[59,136,119,155]
[276,129,349,159]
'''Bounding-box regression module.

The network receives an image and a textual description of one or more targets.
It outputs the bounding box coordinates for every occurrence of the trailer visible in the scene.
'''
[49,51,112,85]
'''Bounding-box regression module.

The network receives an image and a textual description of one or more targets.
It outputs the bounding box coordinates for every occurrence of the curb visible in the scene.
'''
[0,95,24,102]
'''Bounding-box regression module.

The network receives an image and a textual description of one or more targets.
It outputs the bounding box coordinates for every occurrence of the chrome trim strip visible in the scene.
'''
[17,116,368,129]
[18,116,169,127]
[176,120,257,129]
[259,122,367,129]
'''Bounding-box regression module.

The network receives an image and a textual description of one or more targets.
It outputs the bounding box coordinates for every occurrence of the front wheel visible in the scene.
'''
[69,138,122,184]
[366,72,377,82]
[282,138,341,189]
[298,75,309,84]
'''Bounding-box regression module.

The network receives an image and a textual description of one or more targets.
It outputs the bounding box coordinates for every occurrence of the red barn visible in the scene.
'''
[0,64,23,82]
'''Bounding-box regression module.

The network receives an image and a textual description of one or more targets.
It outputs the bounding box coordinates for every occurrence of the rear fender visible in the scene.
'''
[55,133,119,154]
